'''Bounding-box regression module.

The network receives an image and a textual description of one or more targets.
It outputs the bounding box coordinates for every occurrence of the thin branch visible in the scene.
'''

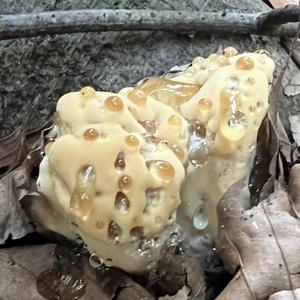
[0,6,299,40]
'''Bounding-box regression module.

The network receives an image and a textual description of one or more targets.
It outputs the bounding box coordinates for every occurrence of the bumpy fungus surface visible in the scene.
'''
[36,87,188,272]
[133,48,275,235]
[35,47,275,273]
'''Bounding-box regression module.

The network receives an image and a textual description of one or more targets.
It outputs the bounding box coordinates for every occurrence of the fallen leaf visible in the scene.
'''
[0,170,33,243]
[289,115,300,145]
[216,181,300,300]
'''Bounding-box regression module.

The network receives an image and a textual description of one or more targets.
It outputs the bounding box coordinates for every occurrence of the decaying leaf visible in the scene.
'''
[0,123,54,244]
[216,180,300,300]
[289,115,300,145]
[0,169,33,243]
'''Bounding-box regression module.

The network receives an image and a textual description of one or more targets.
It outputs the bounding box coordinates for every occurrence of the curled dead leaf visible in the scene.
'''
[216,180,300,300]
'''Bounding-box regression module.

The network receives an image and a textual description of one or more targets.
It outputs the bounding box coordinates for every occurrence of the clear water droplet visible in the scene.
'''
[104,258,114,267]
[89,253,103,268]
[193,206,208,230]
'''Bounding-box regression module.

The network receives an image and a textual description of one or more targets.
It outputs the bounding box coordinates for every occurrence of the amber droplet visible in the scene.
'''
[223,47,238,57]
[83,128,99,140]
[104,95,124,112]
[195,123,206,138]
[80,86,96,99]
[70,165,96,220]
[130,226,144,239]
[139,120,156,135]
[168,114,182,128]
[118,175,132,191]
[139,77,200,106]
[108,220,122,239]
[125,135,139,147]
[114,152,125,170]
[220,89,231,112]
[235,56,254,70]
[115,191,130,211]
[128,89,147,106]
[249,105,256,113]
[198,98,212,111]
[146,160,175,182]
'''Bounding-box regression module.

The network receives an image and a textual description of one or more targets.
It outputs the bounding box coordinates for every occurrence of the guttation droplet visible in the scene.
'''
[118,175,132,191]
[115,191,130,211]
[83,128,99,140]
[223,46,238,57]
[193,206,208,230]
[108,220,122,239]
[89,253,103,268]
[104,95,124,112]
[80,86,96,99]
[70,165,96,220]
[198,98,212,111]
[125,135,139,147]
[146,160,175,182]
[235,56,254,70]
[114,152,125,170]
[145,187,161,211]
[168,114,182,128]
[130,226,144,239]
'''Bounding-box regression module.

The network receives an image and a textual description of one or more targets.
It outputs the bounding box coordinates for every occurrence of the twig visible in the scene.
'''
[0,6,299,40]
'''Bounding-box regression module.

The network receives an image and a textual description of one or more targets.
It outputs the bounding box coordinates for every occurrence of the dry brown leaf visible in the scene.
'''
[289,115,300,145]
[266,0,299,8]
[0,169,33,243]
[216,180,300,300]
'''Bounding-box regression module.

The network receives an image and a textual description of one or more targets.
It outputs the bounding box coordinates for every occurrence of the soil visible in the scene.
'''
[0,0,299,137]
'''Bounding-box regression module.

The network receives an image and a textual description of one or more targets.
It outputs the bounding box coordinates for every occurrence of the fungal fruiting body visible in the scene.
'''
[33,48,275,273]
[35,87,188,272]
[132,48,275,237]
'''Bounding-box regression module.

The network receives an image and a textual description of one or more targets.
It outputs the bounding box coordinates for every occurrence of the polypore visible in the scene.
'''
[32,86,188,273]
[134,48,275,238]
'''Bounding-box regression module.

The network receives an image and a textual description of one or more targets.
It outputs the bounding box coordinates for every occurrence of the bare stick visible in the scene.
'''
[0,6,299,40]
